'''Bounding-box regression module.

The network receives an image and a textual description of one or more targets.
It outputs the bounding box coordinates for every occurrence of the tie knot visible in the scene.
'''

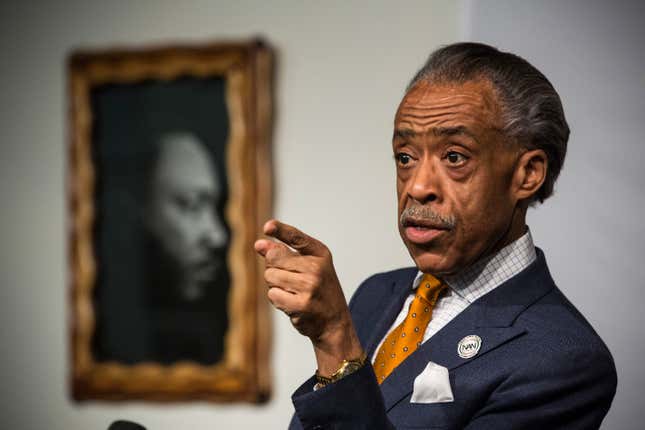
[418,273,446,305]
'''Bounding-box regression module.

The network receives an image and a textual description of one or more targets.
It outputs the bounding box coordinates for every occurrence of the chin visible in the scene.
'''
[407,245,460,276]
[400,233,457,275]
[414,256,457,276]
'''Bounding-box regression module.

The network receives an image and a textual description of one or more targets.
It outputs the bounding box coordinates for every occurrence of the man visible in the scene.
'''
[142,131,229,364]
[144,131,228,302]
[255,43,616,429]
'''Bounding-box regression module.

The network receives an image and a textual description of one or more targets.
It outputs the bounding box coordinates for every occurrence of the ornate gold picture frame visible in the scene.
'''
[68,40,273,402]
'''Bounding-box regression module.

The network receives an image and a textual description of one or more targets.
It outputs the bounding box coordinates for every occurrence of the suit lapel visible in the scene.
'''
[364,272,416,358]
[378,249,556,411]
[379,313,526,411]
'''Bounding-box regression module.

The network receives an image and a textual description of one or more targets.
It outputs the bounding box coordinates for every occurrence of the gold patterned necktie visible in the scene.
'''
[373,273,447,384]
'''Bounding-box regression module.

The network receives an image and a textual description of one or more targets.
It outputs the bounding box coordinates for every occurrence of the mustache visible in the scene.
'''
[400,205,456,230]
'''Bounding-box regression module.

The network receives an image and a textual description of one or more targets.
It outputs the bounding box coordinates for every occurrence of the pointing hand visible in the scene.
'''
[254,219,363,375]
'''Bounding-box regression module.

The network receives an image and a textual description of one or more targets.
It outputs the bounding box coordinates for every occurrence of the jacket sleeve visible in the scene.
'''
[289,273,398,430]
[290,364,395,430]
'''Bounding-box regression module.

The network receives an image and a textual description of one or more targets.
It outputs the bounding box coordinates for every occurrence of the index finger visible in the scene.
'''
[263,219,327,257]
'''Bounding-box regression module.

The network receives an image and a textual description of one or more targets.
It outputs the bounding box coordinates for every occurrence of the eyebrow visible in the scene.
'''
[393,128,417,140]
[393,126,479,143]
[432,125,477,140]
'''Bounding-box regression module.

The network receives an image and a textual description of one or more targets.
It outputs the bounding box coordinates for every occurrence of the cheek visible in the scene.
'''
[453,176,513,244]
[159,205,199,246]
[446,172,498,233]
[396,178,407,214]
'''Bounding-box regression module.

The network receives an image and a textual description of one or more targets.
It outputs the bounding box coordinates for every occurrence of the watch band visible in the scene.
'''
[314,352,368,389]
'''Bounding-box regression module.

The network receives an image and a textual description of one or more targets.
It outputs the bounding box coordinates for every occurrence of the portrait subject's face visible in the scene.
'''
[146,132,227,300]
[394,80,522,275]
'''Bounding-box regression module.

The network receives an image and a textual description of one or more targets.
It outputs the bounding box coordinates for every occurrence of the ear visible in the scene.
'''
[512,149,548,202]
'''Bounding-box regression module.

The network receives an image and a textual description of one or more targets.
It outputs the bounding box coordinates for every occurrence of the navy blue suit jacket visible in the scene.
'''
[289,249,616,429]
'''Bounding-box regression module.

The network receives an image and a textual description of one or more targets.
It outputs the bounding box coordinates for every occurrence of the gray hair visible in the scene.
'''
[408,42,569,204]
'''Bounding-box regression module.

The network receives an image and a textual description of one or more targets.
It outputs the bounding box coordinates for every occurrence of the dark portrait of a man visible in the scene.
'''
[141,131,229,364]
[90,77,230,366]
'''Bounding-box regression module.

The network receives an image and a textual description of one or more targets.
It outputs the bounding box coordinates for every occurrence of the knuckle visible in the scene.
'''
[265,247,278,261]
[265,246,284,263]
[309,258,321,270]
[266,288,278,304]
[309,258,324,275]
[303,273,321,289]
[298,291,313,308]
[290,231,307,247]
[264,267,277,284]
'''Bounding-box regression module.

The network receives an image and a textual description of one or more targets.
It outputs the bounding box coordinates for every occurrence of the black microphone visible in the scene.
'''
[107,420,146,430]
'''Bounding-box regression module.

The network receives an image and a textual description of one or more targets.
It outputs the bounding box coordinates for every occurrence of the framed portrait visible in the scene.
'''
[68,39,273,402]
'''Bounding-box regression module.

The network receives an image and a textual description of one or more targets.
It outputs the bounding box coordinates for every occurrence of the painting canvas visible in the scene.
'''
[68,40,273,402]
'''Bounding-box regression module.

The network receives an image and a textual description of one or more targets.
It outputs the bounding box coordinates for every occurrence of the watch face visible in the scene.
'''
[339,364,359,378]
[332,358,366,381]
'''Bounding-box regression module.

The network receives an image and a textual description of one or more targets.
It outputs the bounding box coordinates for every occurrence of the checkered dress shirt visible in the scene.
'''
[372,230,536,363]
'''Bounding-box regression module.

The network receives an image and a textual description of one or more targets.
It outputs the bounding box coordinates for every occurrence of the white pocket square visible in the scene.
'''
[410,361,454,404]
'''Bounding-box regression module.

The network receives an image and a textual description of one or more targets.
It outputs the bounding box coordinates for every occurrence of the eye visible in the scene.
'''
[395,152,413,166]
[173,193,212,215]
[174,195,199,214]
[445,151,468,166]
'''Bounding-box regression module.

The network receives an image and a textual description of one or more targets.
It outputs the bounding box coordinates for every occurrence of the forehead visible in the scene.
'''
[153,135,219,193]
[395,79,503,135]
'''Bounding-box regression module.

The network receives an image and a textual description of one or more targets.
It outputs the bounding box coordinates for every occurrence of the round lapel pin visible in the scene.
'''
[457,335,482,359]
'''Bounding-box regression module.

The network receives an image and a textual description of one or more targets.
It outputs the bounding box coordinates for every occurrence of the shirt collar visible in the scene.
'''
[412,229,537,304]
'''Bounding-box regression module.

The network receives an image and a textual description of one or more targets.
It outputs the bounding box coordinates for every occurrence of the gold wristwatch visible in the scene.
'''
[314,352,368,390]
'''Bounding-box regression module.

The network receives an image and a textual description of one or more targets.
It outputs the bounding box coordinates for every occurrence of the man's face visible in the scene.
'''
[394,79,521,275]
[146,133,227,297]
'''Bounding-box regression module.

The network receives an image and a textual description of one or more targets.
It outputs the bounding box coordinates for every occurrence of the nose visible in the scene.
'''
[199,210,227,249]
[407,157,440,204]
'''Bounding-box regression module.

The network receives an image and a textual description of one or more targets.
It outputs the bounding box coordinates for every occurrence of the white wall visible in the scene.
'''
[3,1,643,428]
[0,1,458,428]
[461,1,645,429]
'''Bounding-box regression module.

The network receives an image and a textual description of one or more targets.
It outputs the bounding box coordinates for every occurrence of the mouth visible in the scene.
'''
[402,218,451,245]
[191,259,222,282]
